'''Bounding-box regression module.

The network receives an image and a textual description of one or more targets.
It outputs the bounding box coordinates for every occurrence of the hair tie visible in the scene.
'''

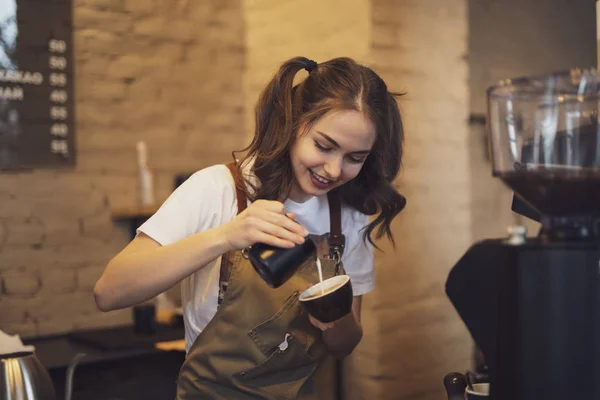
[305,60,318,73]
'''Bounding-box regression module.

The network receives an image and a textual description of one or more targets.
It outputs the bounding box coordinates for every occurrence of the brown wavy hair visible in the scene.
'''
[234,56,406,247]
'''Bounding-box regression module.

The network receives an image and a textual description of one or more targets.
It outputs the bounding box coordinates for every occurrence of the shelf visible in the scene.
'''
[110,205,160,239]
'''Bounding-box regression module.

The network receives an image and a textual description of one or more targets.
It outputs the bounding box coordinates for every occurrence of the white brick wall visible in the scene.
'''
[0,0,245,337]
[243,0,371,140]
[369,1,473,399]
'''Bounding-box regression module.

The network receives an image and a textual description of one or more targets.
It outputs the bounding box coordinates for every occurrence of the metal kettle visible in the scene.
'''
[1,351,85,400]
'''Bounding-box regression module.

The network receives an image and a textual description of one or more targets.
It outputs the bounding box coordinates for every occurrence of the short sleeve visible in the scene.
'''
[341,211,375,296]
[137,165,237,246]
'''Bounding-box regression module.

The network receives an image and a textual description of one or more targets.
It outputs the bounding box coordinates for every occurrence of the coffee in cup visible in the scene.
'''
[299,275,353,323]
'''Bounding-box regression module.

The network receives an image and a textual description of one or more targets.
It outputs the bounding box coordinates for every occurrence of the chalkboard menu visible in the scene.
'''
[0,0,75,169]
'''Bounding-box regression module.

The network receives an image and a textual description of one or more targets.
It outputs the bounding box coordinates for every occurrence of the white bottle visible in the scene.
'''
[137,141,155,207]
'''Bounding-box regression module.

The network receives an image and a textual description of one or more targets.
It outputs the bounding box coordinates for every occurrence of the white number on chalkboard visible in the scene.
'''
[50,90,68,103]
[49,73,67,87]
[51,140,69,156]
[49,39,67,53]
[49,56,67,70]
[50,106,68,120]
[51,124,68,137]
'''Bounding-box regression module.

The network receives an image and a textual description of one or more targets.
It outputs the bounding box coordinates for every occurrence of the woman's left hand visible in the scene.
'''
[303,281,351,331]
[309,298,364,359]
[308,314,336,331]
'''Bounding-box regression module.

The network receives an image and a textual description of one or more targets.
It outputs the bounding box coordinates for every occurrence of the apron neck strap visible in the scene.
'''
[327,190,343,247]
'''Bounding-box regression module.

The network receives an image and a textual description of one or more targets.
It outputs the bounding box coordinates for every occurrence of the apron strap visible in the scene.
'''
[217,162,249,306]
[327,190,343,247]
[326,190,345,272]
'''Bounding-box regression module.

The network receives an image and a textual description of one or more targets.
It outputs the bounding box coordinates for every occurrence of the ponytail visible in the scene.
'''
[237,57,317,201]
[252,57,315,156]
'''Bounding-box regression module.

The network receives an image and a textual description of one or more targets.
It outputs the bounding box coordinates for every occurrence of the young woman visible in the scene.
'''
[94,56,406,399]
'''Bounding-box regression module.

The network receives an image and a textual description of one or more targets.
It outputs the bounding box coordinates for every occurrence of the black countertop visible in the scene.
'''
[23,324,185,370]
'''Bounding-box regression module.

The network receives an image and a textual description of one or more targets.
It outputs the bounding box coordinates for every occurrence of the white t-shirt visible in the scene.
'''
[137,164,375,352]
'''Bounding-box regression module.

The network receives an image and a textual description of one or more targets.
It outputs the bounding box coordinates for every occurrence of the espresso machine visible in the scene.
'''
[445,67,600,400]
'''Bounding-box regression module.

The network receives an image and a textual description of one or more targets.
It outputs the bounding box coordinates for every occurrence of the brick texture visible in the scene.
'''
[0,0,245,337]
[243,0,371,141]
[368,1,473,399]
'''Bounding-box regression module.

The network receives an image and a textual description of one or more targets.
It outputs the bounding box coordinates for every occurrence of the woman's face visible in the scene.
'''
[289,109,376,203]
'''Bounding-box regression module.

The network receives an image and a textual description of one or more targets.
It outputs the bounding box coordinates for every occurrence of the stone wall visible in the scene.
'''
[0,0,245,337]
[243,0,371,140]
[368,1,473,398]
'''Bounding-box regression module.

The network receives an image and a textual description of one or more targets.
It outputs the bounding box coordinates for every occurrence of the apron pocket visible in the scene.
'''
[240,290,327,397]
[248,289,329,363]
[234,334,317,399]
[248,291,302,357]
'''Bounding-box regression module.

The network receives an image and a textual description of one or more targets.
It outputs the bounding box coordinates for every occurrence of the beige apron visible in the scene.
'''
[176,162,345,400]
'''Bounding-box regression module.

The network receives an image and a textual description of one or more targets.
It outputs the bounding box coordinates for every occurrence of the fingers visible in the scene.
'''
[271,215,308,239]
[230,200,309,249]
[257,201,301,228]
[260,204,307,237]
[247,201,308,245]
[309,314,335,331]
[256,199,286,213]
[249,217,305,246]
[253,231,299,249]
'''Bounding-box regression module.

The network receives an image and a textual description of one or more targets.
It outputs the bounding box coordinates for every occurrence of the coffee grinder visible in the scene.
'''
[446,68,600,400]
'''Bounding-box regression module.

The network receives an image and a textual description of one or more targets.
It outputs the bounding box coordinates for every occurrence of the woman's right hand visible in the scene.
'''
[221,200,308,250]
